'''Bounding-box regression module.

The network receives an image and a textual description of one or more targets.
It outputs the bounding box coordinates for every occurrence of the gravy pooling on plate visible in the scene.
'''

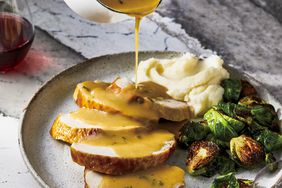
[85,165,185,188]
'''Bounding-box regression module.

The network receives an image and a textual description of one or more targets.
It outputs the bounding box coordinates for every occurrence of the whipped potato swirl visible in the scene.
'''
[137,53,230,116]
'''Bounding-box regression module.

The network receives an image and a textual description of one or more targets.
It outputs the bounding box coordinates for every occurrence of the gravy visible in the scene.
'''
[71,108,147,131]
[82,129,174,158]
[98,165,184,188]
[77,80,170,121]
[98,0,162,84]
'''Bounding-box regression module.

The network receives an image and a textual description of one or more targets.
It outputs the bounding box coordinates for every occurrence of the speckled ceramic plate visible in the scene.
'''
[19,51,282,188]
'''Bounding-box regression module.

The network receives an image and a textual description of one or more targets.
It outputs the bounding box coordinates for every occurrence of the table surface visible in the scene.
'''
[0,0,281,187]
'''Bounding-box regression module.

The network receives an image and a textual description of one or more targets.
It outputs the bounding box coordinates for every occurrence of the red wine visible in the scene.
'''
[0,13,34,72]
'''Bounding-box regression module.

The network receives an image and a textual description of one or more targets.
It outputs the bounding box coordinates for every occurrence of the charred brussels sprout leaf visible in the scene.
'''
[265,153,277,172]
[221,79,256,103]
[215,102,237,118]
[178,121,210,148]
[216,101,279,132]
[204,109,236,141]
[240,80,257,97]
[235,105,252,121]
[248,121,267,134]
[224,115,246,133]
[222,79,242,102]
[186,141,220,177]
[250,104,279,132]
[238,179,254,188]
[207,134,230,149]
[211,172,239,188]
[230,135,265,168]
[204,109,245,141]
[254,129,282,152]
[211,172,253,188]
[215,102,252,124]
[215,156,236,175]
[238,96,265,107]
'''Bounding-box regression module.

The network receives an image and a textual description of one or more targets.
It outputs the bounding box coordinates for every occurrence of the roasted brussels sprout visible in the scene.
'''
[186,141,220,176]
[221,79,257,103]
[222,79,242,102]
[240,80,257,97]
[204,109,245,141]
[238,96,265,107]
[215,102,252,124]
[215,102,237,118]
[254,129,282,152]
[217,101,280,132]
[211,172,253,188]
[230,135,265,168]
[265,153,277,172]
[250,104,279,132]
[178,121,210,147]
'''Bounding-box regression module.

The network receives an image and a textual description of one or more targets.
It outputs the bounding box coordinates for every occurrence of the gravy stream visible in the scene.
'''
[135,17,141,85]
[98,0,161,83]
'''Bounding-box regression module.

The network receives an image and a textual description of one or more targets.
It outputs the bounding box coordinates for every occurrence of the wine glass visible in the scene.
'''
[253,160,282,188]
[0,0,35,72]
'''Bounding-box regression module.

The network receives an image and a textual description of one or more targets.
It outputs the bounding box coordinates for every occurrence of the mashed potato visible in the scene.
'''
[137,53,230,116]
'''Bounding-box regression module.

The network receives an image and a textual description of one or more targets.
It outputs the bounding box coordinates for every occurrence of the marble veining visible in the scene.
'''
[158,0,282,103]
[29,0,213,59]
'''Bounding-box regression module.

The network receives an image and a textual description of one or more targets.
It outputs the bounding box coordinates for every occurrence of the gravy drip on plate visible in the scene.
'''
[98,165,185,188]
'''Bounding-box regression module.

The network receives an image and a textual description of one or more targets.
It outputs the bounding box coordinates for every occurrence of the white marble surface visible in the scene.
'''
[0,0,281,187]
[0,115,39,187]
[29,0,212,58]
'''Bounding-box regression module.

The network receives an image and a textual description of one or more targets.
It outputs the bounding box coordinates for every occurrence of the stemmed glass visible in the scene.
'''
[0,0,34,72]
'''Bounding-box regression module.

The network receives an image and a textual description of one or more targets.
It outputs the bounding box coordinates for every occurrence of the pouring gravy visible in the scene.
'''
[98,0,162,83]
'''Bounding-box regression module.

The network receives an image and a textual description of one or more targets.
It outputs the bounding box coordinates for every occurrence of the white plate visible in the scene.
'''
[19,51,282,187]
